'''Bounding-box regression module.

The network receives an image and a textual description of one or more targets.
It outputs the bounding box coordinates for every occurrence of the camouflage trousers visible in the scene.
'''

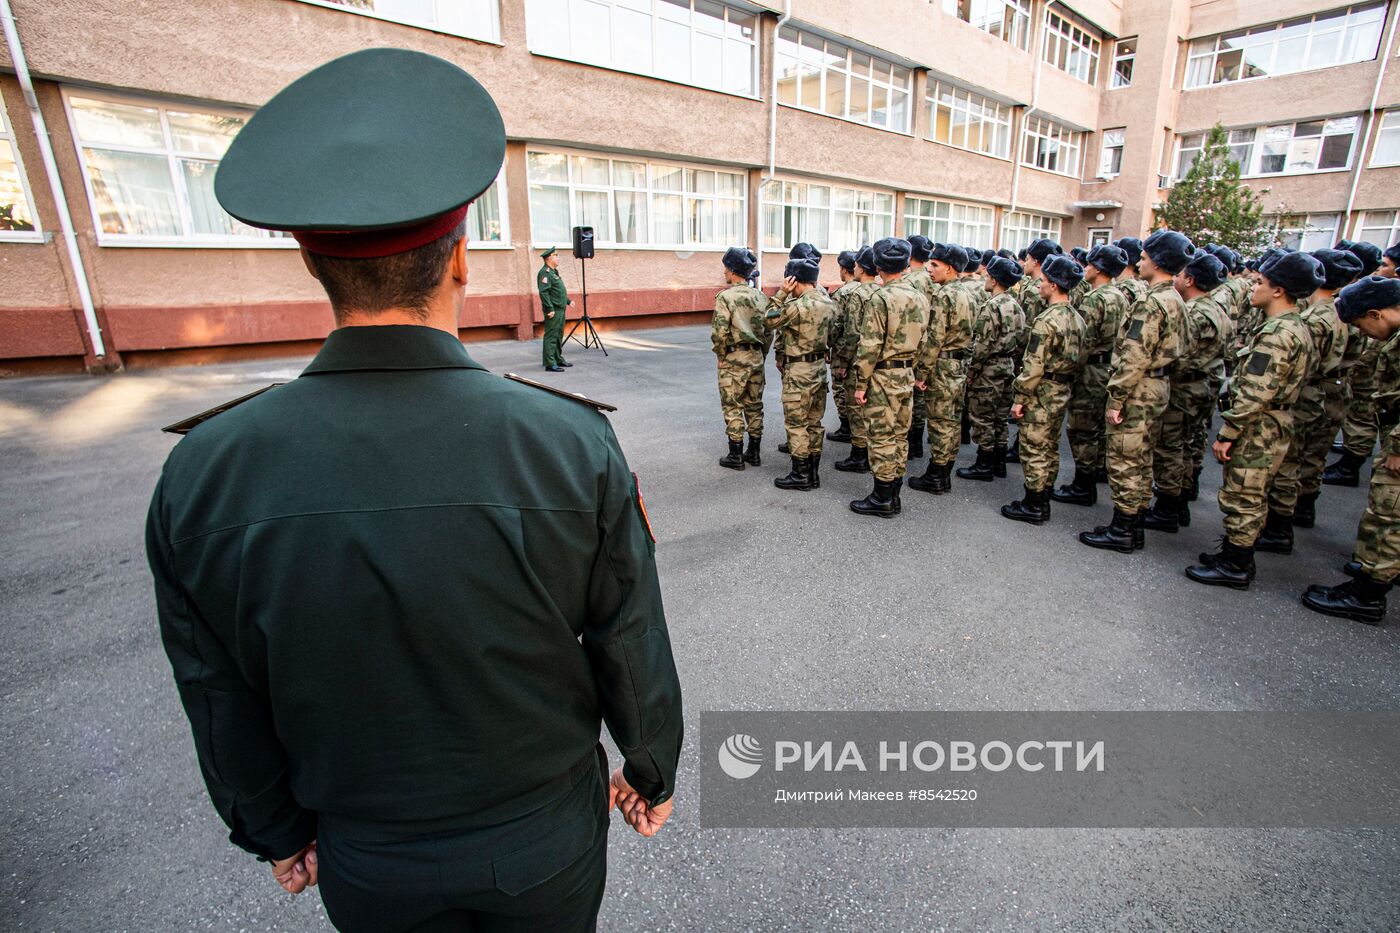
[842,368,868,447]
[1019,380,1073,492]
[1353,457,1400,582]
[1267,384,1325,517]
[911,383,927,441]
[716,349,765,441]
[1187,376,1224,478]
[1152,377,1214,496]
[864,367,914,481]
[1065,361,1111,470]
[1106,376,1171,514]
[967,359,1016,450]
[1219,412,1292,546]
[1299,377,1348,496]
[831,362,850,419]
[781,360,828,458]
[924,357,968,463]
[1342,341,1380,458]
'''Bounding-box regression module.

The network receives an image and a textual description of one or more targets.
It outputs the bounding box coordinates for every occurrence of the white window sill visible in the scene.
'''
[1239,167,1353,180]
[467,242,514,250]
[528,50,761,102]
[95,236,300,249]
[290,0,502,45]
[1045,67,1097,86]
[0,231,45,244]
[778,102,913,138]
[1182,57,1378,92]
[1368,160,1400,169]
[924,138,1013,162]
[1019,164,1083,180]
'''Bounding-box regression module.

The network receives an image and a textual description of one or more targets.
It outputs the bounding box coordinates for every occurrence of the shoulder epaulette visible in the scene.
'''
[161,383,282,435]
[503,373,617,412]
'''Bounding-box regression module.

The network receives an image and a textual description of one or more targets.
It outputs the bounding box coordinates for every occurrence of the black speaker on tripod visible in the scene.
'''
[566,226,606,355]
[571,225,595,259]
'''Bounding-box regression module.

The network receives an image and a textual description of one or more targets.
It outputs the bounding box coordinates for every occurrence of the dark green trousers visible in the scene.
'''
[542,314,566,367]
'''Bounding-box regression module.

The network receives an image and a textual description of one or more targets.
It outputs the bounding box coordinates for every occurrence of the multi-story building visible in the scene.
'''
[2,0,1398,371]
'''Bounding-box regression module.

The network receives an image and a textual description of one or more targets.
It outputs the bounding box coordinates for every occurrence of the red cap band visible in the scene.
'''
[291,204,471,258]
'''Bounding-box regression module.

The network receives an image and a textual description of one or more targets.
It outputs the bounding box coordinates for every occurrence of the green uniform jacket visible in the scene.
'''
[147,325,683,860]
[538,263,569,316]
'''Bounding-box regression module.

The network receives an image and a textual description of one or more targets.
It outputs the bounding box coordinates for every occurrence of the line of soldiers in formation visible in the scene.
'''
[709,232,1400,626]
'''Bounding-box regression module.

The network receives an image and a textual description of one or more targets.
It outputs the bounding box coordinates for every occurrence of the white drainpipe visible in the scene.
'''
[759,0,792,281]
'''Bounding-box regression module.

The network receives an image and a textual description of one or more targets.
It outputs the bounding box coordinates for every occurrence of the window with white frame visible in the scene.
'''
[1356,210,1400,248]
[66,94,292,245]
[0,94,39,237]
[1371,110,1400,166]
[1098,128,1125,177]
[927,81,1013,158]
[1111,38,1136,88]
[295,0,499,42]
[1273,212,1340,251]
[1175,117,1359,179]
[526,0,758,97]
[1022,116,1083,177]
[467,173,508,246]
[526,149,745,248]
[941,0,1033,52]
[1184,3,1385,88]
[1043,9,1101,85]
[759,179,893,251]
[904,196,995,245]
[1000,211,1062,251]
[775,27,914,133]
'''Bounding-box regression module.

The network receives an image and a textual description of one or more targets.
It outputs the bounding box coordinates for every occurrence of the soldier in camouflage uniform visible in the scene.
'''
[826,250,861,445]
[1001,255,1085,524]
[1274,249,1363,534]
[909,243,974,494]
[1080,231,1192,553]
[1140,252,1231,532]
[712,246,770,471]
[903,235,939,461]
[850,238,931,517]
[766,257,836,491]
[1304,275,1400,624]
[1113,237,1148,309]
[834,247,881,474]
[1053,244,1130,506]
[958,255,1026,481]
[1004,238,1061,465]
[1324,241,1392,486]
[1181,245,1248,502]
[774,242,822,455]
[1186,251,1323,588]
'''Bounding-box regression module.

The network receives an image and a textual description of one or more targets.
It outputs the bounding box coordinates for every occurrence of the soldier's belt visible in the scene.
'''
[940,349,970,361]
[1087,352,1112,365]
[726,342,763,353]
[988,352,1017,359]
[1308,374,1345,386]
[1042,372,1076,384]
[787,351,826,363]
[1174,369,1209,381]
[875,359,914,370]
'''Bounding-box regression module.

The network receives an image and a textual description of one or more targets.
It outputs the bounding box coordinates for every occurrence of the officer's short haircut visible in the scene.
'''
[306,218,469,320]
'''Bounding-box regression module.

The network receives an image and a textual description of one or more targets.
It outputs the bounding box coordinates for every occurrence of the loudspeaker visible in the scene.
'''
[572,226,595,259]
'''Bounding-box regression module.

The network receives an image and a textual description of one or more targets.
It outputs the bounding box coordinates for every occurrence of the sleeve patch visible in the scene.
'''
[1126,318,1144,341]
[1246,351,1271,376]
[1027,333,1041,354]
[632,472,656,544]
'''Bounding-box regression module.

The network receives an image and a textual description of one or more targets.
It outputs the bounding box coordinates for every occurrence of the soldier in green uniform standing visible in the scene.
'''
[766,257,837,490]
[1304,275,1400,624]
[957,255,1026,481]
[834,246,881,474]
[713,246,768,470]
[850,238,931,517]
[1004,238,1060,465]
[1053,244,1130,506]
[1113,238,1148,309]
[1001,255,1085,524]
[909,243,973,494]
[826,250,861,444]
[537,246,573,372]
[1323,241,1393,486]
[148,50,683,933]
[1080,230,1191,553]
[904,235,939,461]
[1186,251,1323,587]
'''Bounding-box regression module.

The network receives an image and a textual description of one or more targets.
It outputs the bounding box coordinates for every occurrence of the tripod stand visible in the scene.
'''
[564,255,607,355]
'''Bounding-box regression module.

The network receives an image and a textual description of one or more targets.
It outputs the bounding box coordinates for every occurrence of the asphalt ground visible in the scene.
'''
[2,323,1398,931]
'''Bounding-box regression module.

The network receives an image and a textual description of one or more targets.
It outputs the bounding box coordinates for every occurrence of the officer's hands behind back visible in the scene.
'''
[609,767,673,838]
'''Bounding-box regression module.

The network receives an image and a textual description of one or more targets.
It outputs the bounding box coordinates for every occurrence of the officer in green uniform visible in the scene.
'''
[538,246,573,371]
[148,49,683,933]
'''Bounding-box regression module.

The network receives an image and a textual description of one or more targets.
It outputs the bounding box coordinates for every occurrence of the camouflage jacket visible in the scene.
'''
[1373,330,1400,457]
[1106,280,1186,410]
[767,285,837,359]
[1013,301,1084,408]
[905,268,940,310]
[1177,294,1231,381]
[1299,294,1348,382]
[1077,282,1130,359]
[1115,276,1147,309]
[1219,309,1316,441]
[711,284,769,357]
[1069,278,1091,310]
[833,281,879,371]
[828,280,861,359]
[1017,276,1048,327]
[961,276,989,314]
[852,277,930,390]
[970,290,1027,370]
[916,273,976,383]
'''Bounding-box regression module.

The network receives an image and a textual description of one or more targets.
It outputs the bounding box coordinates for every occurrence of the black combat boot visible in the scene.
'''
[1185,467,1202,502]
[1050,465,1097,505]
[961,414,972,446]
[1001,486,1051,524]
[1132,510,1146,550]
[1140,492,1180,533]
[907,427,925,460]
[1079,508,1136,553]
[931,462,953,495]
[1093,465,1109,484]
[1293,491,1319,529]
[774,456,812,491]
[1196,536,1257,580]
[743,435,762,466]
[718,438,745,471]
[892,478,904,515]
[956,447,997,482]
[1176,496,1191,528]
[1342,559,1362,578]
[778,440,790,454]
[850,477,898,518]
[835,445,870,473]
[1330,439,1346,455]
[1322,451,1364,487]
[1005,435,1021,463]
[1302,573,1389,625]
[809,452,821,489]
[827,417,852,443]
[907,459,941,493]
[992,446,1008,478]
[1185,540,1255,590]
[1254,509,1294,554]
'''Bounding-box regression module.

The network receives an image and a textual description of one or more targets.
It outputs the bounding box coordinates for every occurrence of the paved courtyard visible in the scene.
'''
[3,323,1398,931]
